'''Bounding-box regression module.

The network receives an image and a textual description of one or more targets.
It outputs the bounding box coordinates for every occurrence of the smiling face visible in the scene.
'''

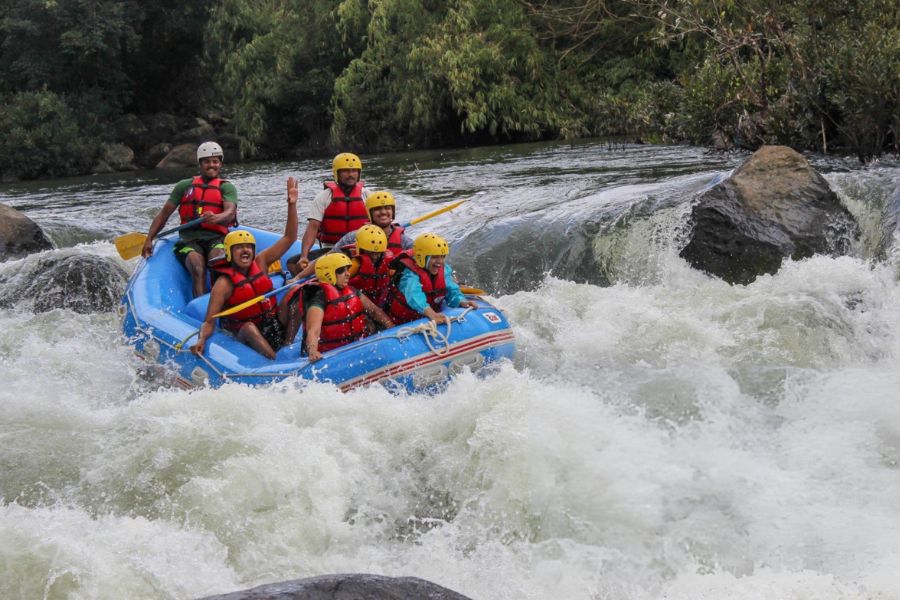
[199,156,222,179]
[230,242,255,269]
[337,168,360,189]
[369,205,394,227]
[333,265,351,288]
[426,255,445,276]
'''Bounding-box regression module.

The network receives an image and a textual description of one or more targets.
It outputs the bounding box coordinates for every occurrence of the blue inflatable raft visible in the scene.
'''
[119,227,516,392]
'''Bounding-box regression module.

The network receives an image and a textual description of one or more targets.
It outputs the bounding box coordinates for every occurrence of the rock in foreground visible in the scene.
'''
[197,574,473,600]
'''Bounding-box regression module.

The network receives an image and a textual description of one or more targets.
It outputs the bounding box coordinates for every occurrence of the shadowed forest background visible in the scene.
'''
[1,0,897,181]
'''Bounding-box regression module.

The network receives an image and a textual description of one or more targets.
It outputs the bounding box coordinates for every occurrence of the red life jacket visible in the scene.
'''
[386,251,447,324]
[178,176,233,235]
[347,247,395,307]
[318,181,368,245]
[214,261,276,332]
[308,283,368,352]
[386,224,406,252]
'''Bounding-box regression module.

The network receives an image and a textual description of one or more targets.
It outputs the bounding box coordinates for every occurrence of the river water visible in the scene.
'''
[2,140,900,599]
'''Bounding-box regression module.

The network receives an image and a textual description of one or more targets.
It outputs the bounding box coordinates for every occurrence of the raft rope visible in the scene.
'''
[316,307,475,361]
[176,307,476,363]
[175,329,199,350]
[394,306,473,356]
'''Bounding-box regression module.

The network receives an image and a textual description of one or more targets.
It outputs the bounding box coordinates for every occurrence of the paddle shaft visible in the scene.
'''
[400,199,466,228]
[114,217,205,260]
[209,199,469,319]
[158,217,204,239]
[211,275,314,319]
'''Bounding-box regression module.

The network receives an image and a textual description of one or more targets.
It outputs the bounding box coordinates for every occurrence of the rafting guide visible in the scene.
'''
[140,141,238,297]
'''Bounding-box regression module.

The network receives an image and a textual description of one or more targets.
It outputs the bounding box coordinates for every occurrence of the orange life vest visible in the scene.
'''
[178,176,234,235]
[386,224,406,252]
[386,251,447,324]
[347,247,395,307]
[214,261,276,332]
[307,283,368,352]
[318,181,368,245]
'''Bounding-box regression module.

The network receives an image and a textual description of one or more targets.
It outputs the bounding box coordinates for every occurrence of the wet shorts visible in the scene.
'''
[257,315,287,351]
[173,236,225,266]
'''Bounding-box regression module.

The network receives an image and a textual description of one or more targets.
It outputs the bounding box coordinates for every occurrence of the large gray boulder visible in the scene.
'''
[92,143,137,174]
[679,145,858,284]
[0,203,54,261]
[156,143,198,169]
[0,252,128,313]
[197,574,473,600]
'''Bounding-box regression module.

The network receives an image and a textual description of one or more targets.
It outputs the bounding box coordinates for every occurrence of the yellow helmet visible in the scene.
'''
[412,233,449,268]
[316,252,353,285]
[332,152,362,181]
[365,190,396,218]
[224,230,255,261]
[356,224,388,254]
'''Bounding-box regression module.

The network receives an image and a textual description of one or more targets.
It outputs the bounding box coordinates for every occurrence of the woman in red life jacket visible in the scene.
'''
[190,177,302,360]
[345,224,395,309]
[303,253,395,363]
[386,233,477,325]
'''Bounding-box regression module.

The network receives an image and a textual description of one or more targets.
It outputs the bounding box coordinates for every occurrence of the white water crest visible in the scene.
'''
[2,142,900,599]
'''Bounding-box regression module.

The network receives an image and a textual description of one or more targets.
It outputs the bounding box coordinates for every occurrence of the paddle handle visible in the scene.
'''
[158,217,204,239]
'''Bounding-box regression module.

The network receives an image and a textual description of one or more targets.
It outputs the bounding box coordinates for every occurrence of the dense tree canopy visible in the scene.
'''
[0,0,896,180]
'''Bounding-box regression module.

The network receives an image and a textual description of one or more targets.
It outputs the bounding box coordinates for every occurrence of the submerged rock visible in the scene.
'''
[2,253,129,313]
[679,145,858,284]
[197,574,473,600]
[0,203,54,261]
[877,183,900,258]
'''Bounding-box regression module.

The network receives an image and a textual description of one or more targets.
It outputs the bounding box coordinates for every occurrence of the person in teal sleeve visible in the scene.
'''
[385,233,476,325]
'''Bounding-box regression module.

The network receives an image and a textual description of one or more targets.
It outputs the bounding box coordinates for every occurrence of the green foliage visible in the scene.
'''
[0,90,98,180]
[0,0,142,108]
[331,0,593,150]
[621,0,900,158]
[126,2,213,114]
[0,0,212,180]
[205,0,362,157]
[819,11,900,159]
[0,0,896,180]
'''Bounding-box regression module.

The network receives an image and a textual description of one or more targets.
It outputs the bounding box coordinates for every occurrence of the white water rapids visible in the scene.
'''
[1,142,899,599]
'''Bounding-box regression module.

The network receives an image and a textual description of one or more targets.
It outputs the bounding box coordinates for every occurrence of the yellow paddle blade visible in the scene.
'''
[406,199,466,227]
[268,259,283,274]
[460,286,486,295]
[114,232,147,260]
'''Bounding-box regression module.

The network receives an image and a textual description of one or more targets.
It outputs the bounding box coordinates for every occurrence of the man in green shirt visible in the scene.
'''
[141,141,238,297]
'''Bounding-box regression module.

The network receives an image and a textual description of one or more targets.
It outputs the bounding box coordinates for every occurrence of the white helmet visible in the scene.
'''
[197,141,224,161]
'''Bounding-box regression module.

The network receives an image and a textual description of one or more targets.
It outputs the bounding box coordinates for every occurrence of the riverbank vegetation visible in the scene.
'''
[1,0,897,180]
